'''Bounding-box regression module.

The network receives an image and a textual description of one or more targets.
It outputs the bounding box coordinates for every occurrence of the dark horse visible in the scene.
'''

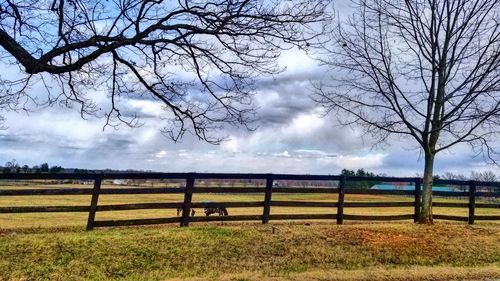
[176,207,196,217]
[176,201,228,217]
[204,206,228,216]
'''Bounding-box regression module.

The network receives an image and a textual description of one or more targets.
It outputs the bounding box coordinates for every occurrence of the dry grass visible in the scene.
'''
[173,266,500,281]
[0,182,498,229]
[0,222,499,281]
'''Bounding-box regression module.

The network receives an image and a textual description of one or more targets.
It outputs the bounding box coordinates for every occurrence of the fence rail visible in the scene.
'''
[0,172,498,230]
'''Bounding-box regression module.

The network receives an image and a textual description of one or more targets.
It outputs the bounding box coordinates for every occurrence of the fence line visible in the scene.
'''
[0,172,498,230]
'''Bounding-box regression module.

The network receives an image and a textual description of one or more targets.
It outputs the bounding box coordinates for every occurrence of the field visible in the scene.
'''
[0,180,498,229]
[0,223,499,280]
[1,180,499,280]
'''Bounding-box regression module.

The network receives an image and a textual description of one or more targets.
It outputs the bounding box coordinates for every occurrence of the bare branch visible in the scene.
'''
[0,0,333,142]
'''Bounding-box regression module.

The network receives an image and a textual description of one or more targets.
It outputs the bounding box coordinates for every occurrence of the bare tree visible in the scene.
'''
[3,158,19,173]
[471,170,498,194]
[313,0,500,223]
[4,158,18,168]
[441,171,468,191]
[470,170,497,182]
[0,0,331,143]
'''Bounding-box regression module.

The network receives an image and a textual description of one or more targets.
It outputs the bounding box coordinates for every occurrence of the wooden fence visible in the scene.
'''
[0,173,498,230]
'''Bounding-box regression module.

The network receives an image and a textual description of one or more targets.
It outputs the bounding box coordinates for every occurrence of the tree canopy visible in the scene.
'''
[314,0,500,223]
[0,0,331,142]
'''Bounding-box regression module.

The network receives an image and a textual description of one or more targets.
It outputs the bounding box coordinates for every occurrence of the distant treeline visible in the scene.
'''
[340,168,498,190]
[1,159,497,188]
[0,159,153,174]
[340,168,382,189]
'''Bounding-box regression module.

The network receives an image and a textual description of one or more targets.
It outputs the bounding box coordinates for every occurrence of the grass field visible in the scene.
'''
[1,181,499,280]
[0,222,499,280]
[0,181,498,229]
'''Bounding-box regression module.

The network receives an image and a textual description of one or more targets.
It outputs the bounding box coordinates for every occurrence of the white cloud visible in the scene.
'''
[0,52,497,177]
[273,150,291,157]
[127,99,164,117]
[221,138,239,153]
[178,149,190,158]
[287,113,324,136]
[333,154,386,170]
[155,150,167,158]
[278,49,317,72]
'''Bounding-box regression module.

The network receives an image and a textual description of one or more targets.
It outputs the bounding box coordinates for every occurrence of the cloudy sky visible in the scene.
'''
[0,1,498,177]
[0,46,497,177]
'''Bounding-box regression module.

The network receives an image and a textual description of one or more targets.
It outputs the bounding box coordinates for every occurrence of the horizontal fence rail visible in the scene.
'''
[0,172,498,229]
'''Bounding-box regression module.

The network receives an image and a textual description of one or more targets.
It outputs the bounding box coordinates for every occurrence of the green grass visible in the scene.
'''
[0,223,499,280]
[1,182,498,280]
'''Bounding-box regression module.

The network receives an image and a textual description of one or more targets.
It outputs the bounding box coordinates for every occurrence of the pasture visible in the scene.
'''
[0,177,498,229]
[0,223,499,280]
[0,176,499,280]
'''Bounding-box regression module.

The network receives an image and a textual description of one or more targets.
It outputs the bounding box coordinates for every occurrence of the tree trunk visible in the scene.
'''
[419,152,434,224]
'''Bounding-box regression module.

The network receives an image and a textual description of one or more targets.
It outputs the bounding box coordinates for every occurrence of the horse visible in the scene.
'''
[176,207,196,217]
[175,201,228,217]
[204,206,229,216]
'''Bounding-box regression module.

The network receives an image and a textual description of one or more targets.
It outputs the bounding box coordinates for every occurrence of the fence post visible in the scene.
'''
[181,173,195,227]
[414,177,421,223]
[86,177,102,231]
[337,175,346,224]
[262,175,274,224]
[468,180,476,225]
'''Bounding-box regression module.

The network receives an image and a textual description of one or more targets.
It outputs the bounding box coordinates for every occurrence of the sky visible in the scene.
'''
[0,47,497,177]
[0,0,498,177]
